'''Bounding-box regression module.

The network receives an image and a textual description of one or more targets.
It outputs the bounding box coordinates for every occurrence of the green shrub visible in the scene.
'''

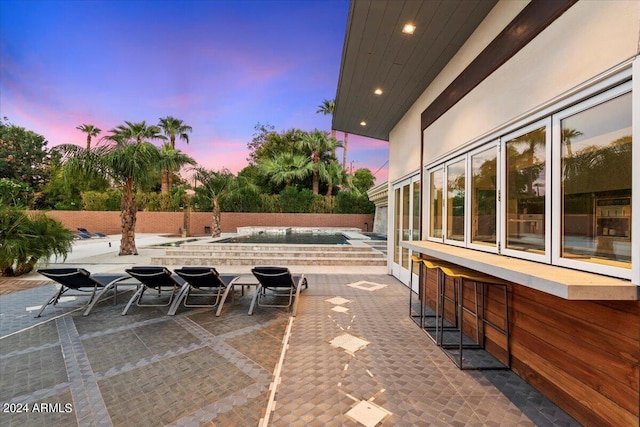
[0,178,32,207]
[81,189,122,211]
[0,208,73,276]
[280,187,315,213]
[220,187,263,212]
[259,194,281,213]
[310,194,334,213]
[335,191,375,214]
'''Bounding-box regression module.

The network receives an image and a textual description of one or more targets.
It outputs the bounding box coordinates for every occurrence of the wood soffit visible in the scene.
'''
[333,0,578,141]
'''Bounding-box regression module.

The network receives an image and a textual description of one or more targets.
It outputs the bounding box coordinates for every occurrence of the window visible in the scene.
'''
[446,158,466,242]
[470,145,498,248]
[558,92,632,270]
[429,168,443,239]
[422,80,633,280]
[413,180,420,241]
[503,121,550,260]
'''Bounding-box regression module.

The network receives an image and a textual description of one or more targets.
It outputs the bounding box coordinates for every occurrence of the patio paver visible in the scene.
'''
[0,274,580,426]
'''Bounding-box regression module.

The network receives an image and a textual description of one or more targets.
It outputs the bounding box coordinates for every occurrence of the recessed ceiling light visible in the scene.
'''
[374,88,383,95]
[360,121,367,126]
[402,23,416,34]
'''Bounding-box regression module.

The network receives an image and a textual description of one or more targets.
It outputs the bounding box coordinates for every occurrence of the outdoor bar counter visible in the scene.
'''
[400,240,639,300]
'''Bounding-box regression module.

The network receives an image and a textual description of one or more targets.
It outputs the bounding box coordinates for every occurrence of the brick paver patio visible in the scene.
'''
[0,273,580,426]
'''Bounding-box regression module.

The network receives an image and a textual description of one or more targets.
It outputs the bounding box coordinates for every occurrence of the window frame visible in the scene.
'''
[443,155,468,247]
[551,81,633,279]
[426,165,444,242]
[499,118,552,264]
[467,141,500,253]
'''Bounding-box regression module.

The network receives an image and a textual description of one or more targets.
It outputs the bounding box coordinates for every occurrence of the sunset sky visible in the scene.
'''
[0,0,389,183]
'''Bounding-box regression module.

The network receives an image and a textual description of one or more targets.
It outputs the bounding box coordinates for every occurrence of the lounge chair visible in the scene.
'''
[249,267,307,316]
[169,267,240,316]
[36,268,130,317]
[122,266,183,315]
[77,227,107,238]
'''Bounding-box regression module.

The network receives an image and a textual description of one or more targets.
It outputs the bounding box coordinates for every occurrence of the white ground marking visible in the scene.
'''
[325,296,351,305]
[345,400,392,427]
[345,281,387,292]
[330,333,370,353]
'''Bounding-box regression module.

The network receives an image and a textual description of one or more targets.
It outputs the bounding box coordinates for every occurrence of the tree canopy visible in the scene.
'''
[0,117,55,189]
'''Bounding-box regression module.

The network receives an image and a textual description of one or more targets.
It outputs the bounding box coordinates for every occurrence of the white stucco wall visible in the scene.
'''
[388,0,640,175]
[387,0,529,184]
[421,0,640,162]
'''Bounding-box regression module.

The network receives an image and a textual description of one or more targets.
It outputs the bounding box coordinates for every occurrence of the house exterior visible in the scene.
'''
[333,1,639,425]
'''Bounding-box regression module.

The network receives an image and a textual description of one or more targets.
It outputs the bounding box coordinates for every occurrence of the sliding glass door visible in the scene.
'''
[392,175,421,288]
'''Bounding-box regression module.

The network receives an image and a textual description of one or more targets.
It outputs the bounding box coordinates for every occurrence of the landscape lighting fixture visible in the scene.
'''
[402,23,416,34]
[374,88,383,95]
[360,121,367,126]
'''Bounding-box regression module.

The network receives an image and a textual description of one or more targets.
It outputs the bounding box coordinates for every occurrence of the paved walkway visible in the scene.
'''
[0,235,580,426]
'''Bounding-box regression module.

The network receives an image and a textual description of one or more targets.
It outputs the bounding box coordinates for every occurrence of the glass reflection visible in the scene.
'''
[505,127,546,253]
[446,160,465,241]
[429,170,443,238]
[412,181,420,240]
[394,188,400,264]
[471,147,497,246]
[402,185,410,269]
[561,92,632,267]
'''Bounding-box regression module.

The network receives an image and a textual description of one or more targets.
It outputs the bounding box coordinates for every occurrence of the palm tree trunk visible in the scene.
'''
[119,179,138,255]
[312,151,320,194]
[161,168,171,194]
[330,129,336,157]
[211,198,221,237]
[342,132,348,170]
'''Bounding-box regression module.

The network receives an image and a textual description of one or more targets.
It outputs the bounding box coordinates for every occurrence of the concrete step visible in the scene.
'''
[150,255,387,266]
[178,243,368,252]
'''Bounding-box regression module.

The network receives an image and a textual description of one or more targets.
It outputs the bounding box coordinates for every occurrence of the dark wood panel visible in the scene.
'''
[514,285,640,341]
[511,319,637,414]
[512,357,614,427]
[514,287,639,363]
[511,340,638,426]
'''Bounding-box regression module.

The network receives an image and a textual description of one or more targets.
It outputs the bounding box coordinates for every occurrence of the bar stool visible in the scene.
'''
[421,258,459,345]
[409,255,425,327]
[436,264,510,370]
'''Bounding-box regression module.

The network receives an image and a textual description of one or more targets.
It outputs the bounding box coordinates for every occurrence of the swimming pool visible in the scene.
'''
[216,233,349,245]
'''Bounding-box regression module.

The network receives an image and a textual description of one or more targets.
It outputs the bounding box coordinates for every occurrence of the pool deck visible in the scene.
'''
[0,235,579,426]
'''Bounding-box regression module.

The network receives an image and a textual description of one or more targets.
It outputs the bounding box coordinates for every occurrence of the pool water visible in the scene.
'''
[218,233,349,245]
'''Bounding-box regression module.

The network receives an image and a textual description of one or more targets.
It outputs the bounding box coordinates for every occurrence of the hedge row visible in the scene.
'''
[80,187,374,214]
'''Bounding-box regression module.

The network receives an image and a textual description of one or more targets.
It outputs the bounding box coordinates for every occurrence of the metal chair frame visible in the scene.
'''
[249,267,307,316]
[122,267,182,315]
[169,267,239,316]
[36,268,129,317]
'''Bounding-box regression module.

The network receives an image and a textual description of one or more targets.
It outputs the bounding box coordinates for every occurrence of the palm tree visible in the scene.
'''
[193,168,235,237]
[324,160,346,196]
[258,152,312,189]
[76,124,101,150]
[158,144,196,195]
[59,122,193,255]
[107,120,166,145]
[297,130,342,194]
[316,99,337,156]
[158,116,193,194]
